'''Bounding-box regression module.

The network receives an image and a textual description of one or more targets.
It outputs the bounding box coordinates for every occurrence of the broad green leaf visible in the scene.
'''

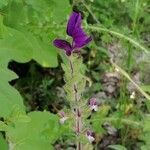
[108,144,127,150]
[0,15,7,39]
[0,27,58,67]
[4,0,28,28]
[7,111,60,150]
[0,68,25,118]
[25,0,71,24]
[52,0,71,23]
[0,0,9,9]
[0,134,8,150]
[7,105,31,123]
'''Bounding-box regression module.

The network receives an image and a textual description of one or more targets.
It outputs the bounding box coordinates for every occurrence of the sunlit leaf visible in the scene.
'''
[0,68,25,118]
[7,111,60,150]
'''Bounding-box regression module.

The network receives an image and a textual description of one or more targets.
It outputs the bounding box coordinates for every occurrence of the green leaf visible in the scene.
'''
[0,27,58,67]
[91,105,110,134]
[7,105,31,123]
[0,68,25,118]
[0,0,9,9]
[4,0,28,28]
[0,15,7,39]
[0,134,8,150]
[24,0,71,24]
[108,144,127,150]
[52,0,71,23]
[7,111,60,150]
[0,121,8,131]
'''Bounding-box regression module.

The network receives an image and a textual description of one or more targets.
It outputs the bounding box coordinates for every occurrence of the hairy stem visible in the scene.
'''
[69,58,82,150]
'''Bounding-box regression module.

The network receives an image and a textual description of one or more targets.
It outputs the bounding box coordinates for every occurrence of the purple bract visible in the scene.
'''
[53,11,92,56]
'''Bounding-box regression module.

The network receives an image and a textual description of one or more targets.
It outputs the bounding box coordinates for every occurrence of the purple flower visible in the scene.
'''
[86,130,95,143]
[53,11,92,56]
[89,98,98,111]
[58,111,68,124]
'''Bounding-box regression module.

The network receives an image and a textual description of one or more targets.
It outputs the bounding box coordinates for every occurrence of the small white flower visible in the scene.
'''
[87,135,95,143]
[86,130,95,143]
[115,67,119,72]
[58,111,68,124]
[90,105,98,111]
[89,98,98,112]
[130,91,135,99]
[59,117,68,124]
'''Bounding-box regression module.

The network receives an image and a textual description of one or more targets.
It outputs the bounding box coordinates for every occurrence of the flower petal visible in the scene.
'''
[72,26,92,48]
[66,11,81,36]
[73,34,92,48]
[53,39,72,56]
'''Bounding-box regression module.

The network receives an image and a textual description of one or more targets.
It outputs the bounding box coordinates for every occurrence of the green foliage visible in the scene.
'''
[0,0,71,149]
[108,144,127,150]
[91,105,110,134]
[140,115,150,149]
[0,134,8,150]
[6,111,60,150]
[0,0,149,149]
[0,0,71,118]
[0,26,57,67]
[0,121,8,132]
[0,68,25,118]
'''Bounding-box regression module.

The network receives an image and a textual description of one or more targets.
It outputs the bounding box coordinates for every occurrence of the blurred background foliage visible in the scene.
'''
[0,0,150,149]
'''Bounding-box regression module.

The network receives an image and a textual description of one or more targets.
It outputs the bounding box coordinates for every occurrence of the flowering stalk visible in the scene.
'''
[61,55,86,149]
[53,11,95,149]
[69,58,82,150]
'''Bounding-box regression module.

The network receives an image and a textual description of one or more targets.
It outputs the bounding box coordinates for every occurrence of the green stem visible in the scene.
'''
[81,0,100,24]
[69,58,82,150]
[127,44,132,72]
[87,25,149,54]
[127,0,140,72]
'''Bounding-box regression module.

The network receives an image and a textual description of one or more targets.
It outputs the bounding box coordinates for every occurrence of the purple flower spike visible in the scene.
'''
[89,98,98,111]
[53,11,92,56]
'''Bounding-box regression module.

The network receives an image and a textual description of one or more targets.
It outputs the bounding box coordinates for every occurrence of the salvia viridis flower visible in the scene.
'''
[58,111,68,124]
[86,130,95,143]
[53,11,92,56]
[89,98,98,111]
